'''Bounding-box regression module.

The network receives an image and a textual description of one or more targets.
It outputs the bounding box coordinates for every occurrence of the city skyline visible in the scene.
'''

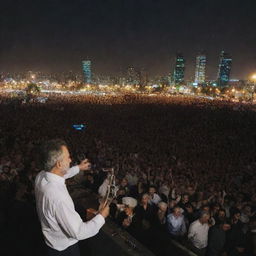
[1,0,256,79]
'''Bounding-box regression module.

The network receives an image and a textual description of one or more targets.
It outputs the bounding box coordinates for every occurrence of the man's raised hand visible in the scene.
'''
[78,159,91,171]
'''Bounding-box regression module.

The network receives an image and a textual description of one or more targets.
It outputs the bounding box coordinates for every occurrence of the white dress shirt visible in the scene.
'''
[188,219,209,249]
[35,166,105,251]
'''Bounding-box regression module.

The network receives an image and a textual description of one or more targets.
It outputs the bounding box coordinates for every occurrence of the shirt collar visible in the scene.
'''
[45,171,65,185]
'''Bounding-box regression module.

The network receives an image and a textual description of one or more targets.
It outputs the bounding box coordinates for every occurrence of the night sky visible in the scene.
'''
[1,0,256,79]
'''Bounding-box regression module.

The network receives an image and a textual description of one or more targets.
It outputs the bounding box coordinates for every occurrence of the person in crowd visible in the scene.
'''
[148,185,162,205]
[184,202,196,226]
[125,170,138,187]
[119,177,130,195]
[206,219,231,256]
[116,196,141,237]
[136,193,157,230]
[226,210,247,256]
[156,201,168,226]
[214,208,227,225]
[187,185,197,202]
[158,181,170,203]
[188,211,210,256]
[167,206,186,238]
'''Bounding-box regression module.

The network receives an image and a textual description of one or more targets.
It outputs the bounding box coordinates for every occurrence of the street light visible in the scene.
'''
[252,74,256,81]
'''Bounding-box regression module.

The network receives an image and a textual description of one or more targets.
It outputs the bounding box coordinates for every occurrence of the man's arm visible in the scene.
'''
[63,159,91,180]
[188,222,195,240]
[63,166,80,180]
[55,200,107,240]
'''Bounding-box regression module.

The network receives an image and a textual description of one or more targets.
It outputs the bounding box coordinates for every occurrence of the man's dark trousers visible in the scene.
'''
[47,243,80,256]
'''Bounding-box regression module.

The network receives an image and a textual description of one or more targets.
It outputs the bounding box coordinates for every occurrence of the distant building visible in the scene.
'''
[172,53,185,85]
[139,68,148,87]
[82,60,92,84]
[194,55,206,84]
[127,67,139,85]
[217,51,232,86]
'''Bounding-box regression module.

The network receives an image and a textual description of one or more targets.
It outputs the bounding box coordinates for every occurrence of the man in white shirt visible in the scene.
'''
[188,211,210,256]
[35,139,109,256]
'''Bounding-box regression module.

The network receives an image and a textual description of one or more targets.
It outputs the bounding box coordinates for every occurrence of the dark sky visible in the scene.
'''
[1,0,256,79]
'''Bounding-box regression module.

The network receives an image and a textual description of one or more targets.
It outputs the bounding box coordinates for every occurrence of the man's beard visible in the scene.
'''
[60,164,70,176]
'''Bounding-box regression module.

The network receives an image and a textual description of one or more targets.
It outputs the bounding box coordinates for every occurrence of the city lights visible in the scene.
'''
[0,53,254,104]
[251,74,256,81]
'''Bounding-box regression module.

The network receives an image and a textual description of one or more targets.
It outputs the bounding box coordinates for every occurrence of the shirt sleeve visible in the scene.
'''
[63,166,80,180]
[55,200,105,240]
[188,222,195,240]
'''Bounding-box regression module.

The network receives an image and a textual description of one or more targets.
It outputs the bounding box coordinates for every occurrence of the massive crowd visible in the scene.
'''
[1,93,256,256]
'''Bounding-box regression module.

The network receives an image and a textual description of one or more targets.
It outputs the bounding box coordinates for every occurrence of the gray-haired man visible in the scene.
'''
[188,211,210,256]
[35,139,109,256]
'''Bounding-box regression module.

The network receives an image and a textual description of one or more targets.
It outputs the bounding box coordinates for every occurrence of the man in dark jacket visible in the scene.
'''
[206,220,231,256]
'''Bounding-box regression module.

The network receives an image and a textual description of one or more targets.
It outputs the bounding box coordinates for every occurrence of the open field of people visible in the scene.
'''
[1,94,256,255]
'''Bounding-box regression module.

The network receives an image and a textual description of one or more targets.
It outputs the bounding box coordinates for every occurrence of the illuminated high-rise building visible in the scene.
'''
[217,51,232,86]
[194,55,206,84]
[82,60,92,84]
[172,53,185,85]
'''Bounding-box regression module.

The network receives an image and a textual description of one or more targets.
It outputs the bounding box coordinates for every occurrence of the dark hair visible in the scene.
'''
[41,139,67,172]
[199,210,210,218]
[218,208,226,213]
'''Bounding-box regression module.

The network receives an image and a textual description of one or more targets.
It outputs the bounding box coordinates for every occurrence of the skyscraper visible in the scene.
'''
[217,51,232,87]
[82,60,92,84]
[194,55,206,84]
[172,53,185,85]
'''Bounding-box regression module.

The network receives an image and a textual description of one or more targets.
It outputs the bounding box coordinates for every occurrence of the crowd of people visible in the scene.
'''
[1,93,256,255]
